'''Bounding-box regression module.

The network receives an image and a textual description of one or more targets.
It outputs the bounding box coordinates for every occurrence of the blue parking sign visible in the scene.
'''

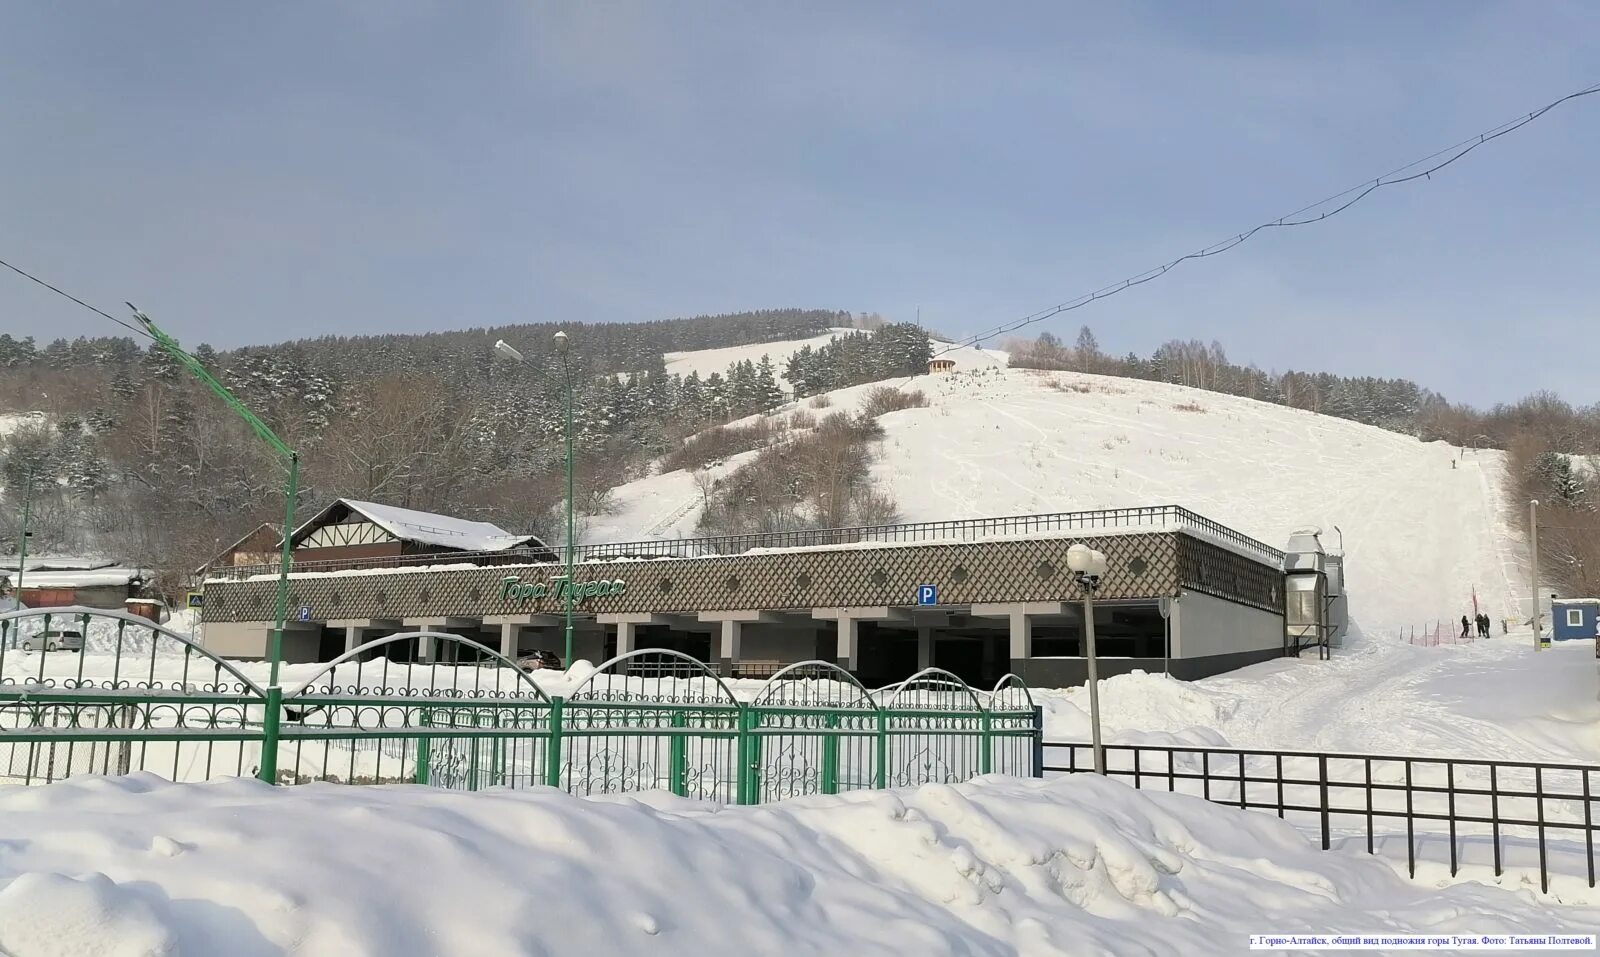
[297,605,313,622]
[916,584,937,606]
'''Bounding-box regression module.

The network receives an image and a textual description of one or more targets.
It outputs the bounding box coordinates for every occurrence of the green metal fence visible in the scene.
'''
[0,608,1042,803]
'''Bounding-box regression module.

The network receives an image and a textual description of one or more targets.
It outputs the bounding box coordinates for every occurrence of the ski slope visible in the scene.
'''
[598,366,1525,639]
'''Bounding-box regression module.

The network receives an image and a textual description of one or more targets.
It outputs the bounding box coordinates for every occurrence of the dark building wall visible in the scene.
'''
[293,542,406,565]
[1011,645,1283,686]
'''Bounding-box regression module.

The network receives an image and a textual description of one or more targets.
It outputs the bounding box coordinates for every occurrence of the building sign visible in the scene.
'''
[916,584,937,605]
[501,575,626,603]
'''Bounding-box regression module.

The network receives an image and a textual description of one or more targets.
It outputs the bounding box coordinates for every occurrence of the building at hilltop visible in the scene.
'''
[197,505,1335,689]
[928,358,956,374]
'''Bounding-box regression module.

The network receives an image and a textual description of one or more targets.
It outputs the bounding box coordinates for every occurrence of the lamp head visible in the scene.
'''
[493,339,524,363]
[1066,542,1093,574]
[1088,549,1108,577]
[553,330,570,354]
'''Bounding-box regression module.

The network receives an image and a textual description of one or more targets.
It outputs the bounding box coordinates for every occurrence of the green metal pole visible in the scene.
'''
[544,697,565,790]
[562,352,575,667]
[132,309,297,784]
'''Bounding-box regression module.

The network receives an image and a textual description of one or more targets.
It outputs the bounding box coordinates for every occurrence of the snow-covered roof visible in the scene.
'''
[0,555,119,573]
[13,568,142,589]
[293,499,541,553]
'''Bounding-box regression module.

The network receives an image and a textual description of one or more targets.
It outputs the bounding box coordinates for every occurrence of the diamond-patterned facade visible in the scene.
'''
[203,531,1281,623]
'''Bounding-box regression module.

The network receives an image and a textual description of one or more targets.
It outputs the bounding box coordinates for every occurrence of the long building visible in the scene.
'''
[199,505,1333,689]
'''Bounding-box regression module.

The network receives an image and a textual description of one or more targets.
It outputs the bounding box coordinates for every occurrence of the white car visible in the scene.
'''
[20,629,85,653]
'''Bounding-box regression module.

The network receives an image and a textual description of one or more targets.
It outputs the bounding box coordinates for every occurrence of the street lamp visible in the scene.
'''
[1066,542,1108,775]
[493,332,576,668]
[132,307,298,784]
[1,465,34,647]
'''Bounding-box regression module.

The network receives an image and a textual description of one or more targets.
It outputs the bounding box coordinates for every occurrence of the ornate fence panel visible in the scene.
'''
[277,632,553,787]
[748,661,880,802]
[0,607,267,785]
[563,650,743,802]
[1,609,1043,802]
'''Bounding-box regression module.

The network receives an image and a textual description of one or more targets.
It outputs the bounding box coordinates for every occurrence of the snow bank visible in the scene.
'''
[1032,636,1600,765]
[0,773,1593,956]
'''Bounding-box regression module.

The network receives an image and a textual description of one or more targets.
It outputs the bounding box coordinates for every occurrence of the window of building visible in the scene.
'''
[1568,608,1584,628]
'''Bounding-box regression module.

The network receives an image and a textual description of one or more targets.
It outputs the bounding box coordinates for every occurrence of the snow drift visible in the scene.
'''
[0,773,1594,957]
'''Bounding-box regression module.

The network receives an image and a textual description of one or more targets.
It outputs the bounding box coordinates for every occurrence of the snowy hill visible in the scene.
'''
[592,367,1526,641]
[660,328,1008,391]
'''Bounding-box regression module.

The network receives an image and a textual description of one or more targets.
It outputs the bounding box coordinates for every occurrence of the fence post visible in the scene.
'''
[414,707,431,785]
[736,704,760,805]
[257,685,282,785]
[1032,705,1044,778]
[874,708,889,790]
[669,710,688,797]
[979,710,993,776]
[821,712,839,795]
[544,697,564,790]
[1318,753,1331,851]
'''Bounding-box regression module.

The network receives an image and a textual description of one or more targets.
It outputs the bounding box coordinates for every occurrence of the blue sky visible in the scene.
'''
[1,2,1596,406]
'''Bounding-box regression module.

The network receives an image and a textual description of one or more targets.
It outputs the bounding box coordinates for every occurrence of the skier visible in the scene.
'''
[1594,615,1600,659]
[1460,615,1471,640]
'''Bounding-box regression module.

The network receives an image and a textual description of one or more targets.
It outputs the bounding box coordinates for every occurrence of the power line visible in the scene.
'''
[919,79,1600,375]
[0,256,151,340]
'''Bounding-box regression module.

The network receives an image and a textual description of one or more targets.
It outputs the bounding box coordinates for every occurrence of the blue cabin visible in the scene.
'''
[1550,599,1600,641]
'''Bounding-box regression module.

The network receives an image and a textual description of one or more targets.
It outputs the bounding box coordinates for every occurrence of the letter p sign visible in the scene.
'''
[916,584,937,606]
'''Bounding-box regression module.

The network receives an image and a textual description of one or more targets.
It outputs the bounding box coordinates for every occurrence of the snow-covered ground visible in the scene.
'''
[0,772,1594,957]
[1039,634,1600,764]
[0,411,44,439]
[658,329,1007,392]
[597,367,1525,640]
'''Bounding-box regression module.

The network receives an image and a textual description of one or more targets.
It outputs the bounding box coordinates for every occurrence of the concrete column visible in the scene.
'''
[343,625,363,655]
[616,621,638,656]
[972,602,1063,677]
[718,620,743,676]
[500,622,521,660]
[417,634,435,663]
[1007,612,1031,659]
[836,617,859,672]
[916,624,934,671]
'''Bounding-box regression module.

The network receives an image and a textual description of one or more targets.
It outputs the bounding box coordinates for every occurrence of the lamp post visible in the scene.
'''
[2,465,34,647]
[493,332,576,667]
[14,464,33,601]
[132,308,297,784]
[1067,542,1108,775]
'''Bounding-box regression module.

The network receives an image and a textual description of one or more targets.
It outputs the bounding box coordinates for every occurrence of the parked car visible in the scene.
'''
[20,629,85,653]
[517,650,562,672]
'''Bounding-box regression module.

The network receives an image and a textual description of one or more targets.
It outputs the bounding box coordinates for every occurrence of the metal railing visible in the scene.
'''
[207,505,1283,580]
[0,610,1044,804]
[1044,741,1600,895]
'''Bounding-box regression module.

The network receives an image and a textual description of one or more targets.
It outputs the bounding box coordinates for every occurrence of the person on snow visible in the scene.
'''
[1477,613,1490,638]
[1460,615,1471,640]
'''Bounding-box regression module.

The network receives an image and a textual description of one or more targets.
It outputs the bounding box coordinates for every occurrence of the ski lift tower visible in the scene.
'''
[1282,527,1347,659]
